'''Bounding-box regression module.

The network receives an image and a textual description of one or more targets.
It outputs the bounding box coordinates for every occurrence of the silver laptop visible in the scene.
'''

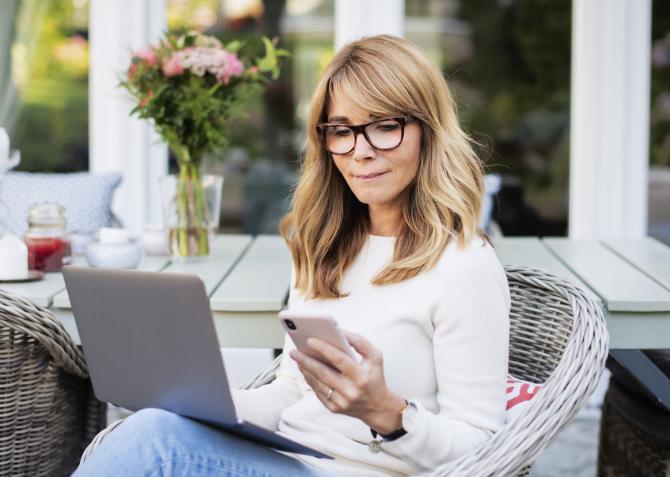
[63,266,330,459]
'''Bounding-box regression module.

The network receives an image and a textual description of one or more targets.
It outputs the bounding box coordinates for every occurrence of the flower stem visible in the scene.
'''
[172,147,210,258]
[189,163,209,255]
[177,163,190,256]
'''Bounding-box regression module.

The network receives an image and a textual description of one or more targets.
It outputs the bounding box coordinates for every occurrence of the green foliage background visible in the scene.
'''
[9,0,670,179]
[450,0,572,224]
[12,1,88,172]
[651,0,670,166]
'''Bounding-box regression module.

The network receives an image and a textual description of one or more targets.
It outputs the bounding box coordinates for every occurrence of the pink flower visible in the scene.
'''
[215,51,244,84]
[162,56,184,77]
[134,47,157,66]
[172,47,245,84]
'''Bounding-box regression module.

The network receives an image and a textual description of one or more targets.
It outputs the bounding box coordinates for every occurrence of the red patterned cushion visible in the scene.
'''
[506,375,542,422]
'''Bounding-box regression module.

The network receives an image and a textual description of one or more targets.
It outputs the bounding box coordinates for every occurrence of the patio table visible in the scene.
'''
[494,236,670,350]
[2,234,670,351]
[0,234,291,348]
[4,233,668,473]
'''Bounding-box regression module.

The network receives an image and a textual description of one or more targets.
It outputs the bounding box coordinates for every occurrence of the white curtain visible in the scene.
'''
[0,0,48,132]
[0,0,19,129]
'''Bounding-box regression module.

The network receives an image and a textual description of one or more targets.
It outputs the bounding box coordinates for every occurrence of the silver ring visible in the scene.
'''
[326,387,334,400]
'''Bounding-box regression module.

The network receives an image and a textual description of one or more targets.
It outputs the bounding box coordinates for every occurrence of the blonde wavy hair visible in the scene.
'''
[280,35,484,299]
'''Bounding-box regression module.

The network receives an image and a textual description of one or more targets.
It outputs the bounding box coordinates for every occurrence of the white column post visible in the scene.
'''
[569,0,651,239]
[335,0,405,51]
[89,0,167,237]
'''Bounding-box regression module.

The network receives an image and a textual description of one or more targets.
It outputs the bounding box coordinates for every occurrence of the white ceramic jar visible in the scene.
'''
[85,228,142,269]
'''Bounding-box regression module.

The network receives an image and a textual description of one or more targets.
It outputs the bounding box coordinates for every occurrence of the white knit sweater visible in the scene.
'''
[232,235,510,476]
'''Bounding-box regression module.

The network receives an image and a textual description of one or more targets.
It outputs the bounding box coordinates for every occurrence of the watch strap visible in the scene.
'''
[370,426,407,441]
[369,399,410,441]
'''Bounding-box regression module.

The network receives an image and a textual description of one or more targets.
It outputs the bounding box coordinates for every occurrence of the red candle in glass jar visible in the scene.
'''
[25,236,70,272]
[23,203,72,272]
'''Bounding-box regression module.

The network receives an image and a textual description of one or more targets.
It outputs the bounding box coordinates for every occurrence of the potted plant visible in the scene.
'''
[121,31,286,259]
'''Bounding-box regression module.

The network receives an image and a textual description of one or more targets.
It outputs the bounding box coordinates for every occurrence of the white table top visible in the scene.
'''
[2,235,290,311]
[2,234,670,349]
[1,235,292,348]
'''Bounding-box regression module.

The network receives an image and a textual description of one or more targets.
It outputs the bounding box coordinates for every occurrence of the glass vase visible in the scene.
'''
[160,164,223,260]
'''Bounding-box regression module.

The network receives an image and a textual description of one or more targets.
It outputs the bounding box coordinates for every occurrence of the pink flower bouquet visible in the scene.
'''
[122,31,285,164]
[121,31,287,258]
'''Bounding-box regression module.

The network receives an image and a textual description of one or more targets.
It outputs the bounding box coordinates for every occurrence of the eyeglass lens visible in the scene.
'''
[323,118,403,154]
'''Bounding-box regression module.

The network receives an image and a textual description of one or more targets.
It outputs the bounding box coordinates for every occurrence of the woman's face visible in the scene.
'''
[325,90,421,212]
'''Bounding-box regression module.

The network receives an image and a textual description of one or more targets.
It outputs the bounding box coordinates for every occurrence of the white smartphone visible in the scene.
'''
[278,310,359,365]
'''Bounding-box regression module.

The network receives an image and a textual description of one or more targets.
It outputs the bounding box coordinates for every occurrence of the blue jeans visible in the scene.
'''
[74,408,333,477]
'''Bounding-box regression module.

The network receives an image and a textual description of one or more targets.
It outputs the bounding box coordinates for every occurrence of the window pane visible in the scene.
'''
[406,0,572,236]
[3,0,89,172]
[166,0,334,233]
[650,0,670,245]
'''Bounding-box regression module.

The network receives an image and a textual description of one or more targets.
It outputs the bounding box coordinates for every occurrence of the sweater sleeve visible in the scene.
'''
[230,335,303,431]
[381,242,510,472]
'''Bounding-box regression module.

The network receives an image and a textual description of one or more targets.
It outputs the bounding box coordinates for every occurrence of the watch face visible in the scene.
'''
[402,400,418,432]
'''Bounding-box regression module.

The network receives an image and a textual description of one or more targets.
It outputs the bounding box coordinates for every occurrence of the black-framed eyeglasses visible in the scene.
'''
[316,115,413,155]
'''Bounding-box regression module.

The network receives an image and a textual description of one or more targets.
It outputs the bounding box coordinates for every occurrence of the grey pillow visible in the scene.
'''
[0,172,122,235]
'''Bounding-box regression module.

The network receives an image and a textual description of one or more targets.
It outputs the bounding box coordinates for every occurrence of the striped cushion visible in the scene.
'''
[0,172,121,235]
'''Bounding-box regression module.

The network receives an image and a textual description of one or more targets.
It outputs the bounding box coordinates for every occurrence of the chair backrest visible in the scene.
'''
[506,267,574,383]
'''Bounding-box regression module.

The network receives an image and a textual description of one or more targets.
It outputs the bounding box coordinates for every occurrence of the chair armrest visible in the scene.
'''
[80,418,128,464]
[0,290,87,378]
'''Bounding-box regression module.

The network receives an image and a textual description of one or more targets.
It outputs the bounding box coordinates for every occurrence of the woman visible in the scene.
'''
[75,35,510,477]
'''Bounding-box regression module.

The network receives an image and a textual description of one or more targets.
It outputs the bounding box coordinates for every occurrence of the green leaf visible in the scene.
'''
[225,40,243,53]
[257,37,278,74]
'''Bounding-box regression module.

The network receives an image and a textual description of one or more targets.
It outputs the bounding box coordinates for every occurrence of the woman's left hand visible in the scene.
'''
[289,331,407,435]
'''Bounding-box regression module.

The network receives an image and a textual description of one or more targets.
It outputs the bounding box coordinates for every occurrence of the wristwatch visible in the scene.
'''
[370,399,418,441]
[401,399,418,433]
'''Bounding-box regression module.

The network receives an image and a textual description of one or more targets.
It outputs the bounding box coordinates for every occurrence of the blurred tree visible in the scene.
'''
[12,0,89,172]
[0,0,19,128]
[651,0,670,166]
[446,0,571,235]
[261,0,297,164]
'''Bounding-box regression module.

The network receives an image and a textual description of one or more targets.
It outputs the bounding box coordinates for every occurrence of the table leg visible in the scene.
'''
[597,349,670,477]
[608,349,670,412]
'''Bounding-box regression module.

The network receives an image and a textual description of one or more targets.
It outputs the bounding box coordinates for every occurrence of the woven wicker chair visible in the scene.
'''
[80,266,609,476]
[0,289,105,477]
